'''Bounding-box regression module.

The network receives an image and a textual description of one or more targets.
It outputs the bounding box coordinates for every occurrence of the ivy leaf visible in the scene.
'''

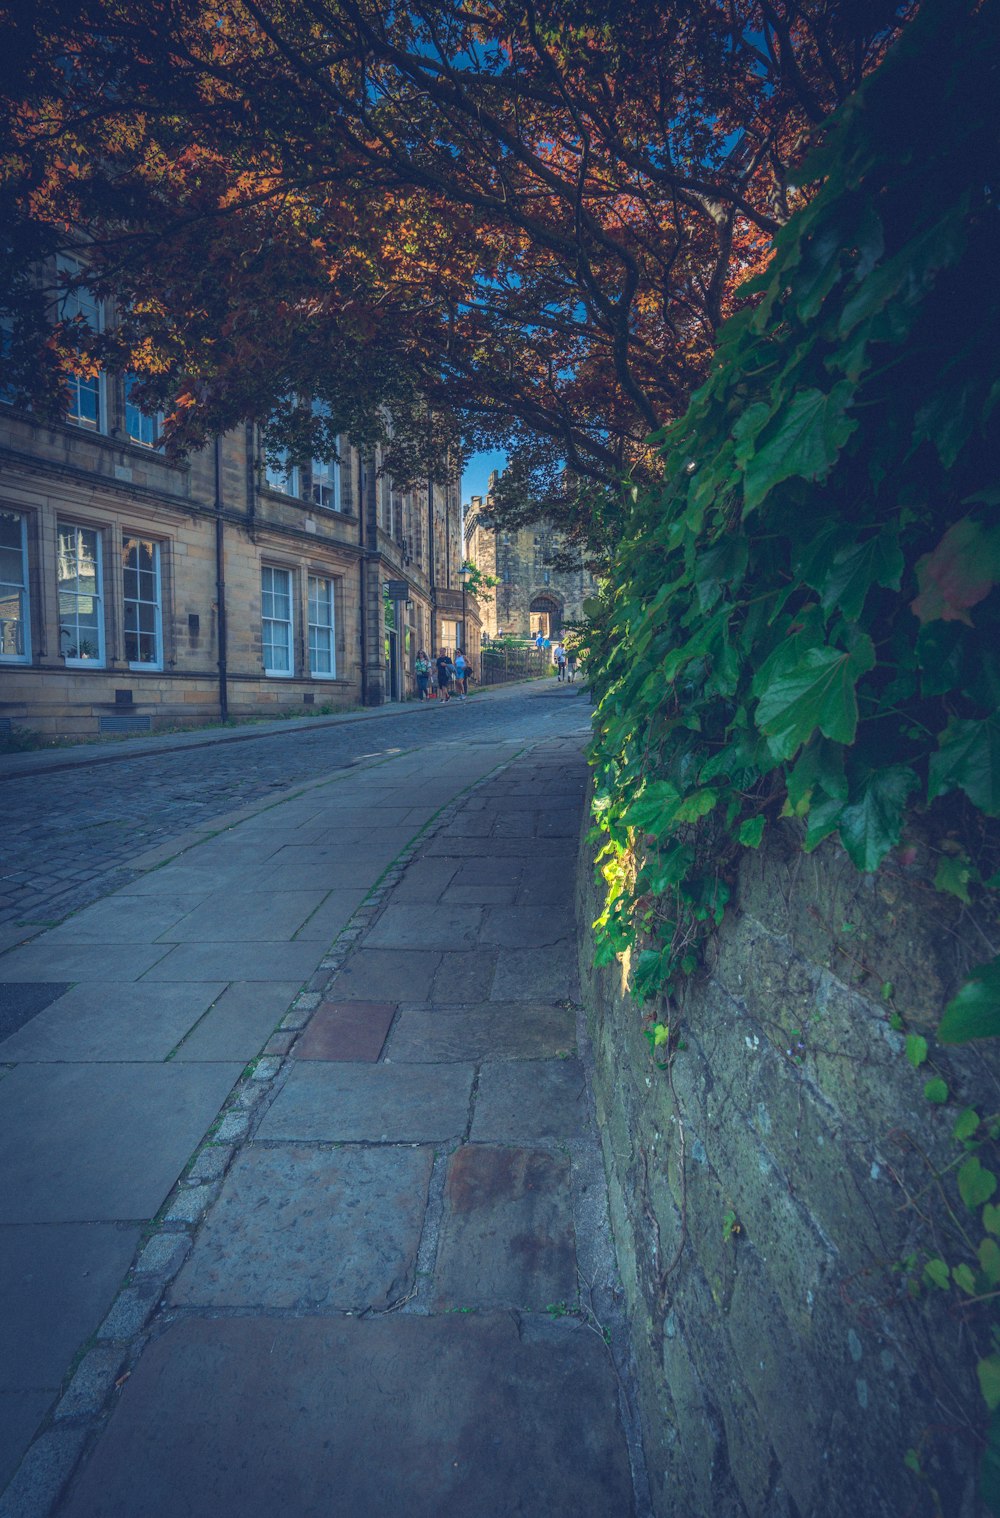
[938,958,1000,1043]
[818,528,904,623]
[934,852,976,904]
[784,737,847,816]
[694,536,749,611]
[905,1034,928,1069]
[983,1204,1000,1236]
[803,790,847,853]
[958,1156,998,1210]
[923,1257,950,1290]
[742,384,858,514]
[738,816,766,848]
[928,717,1000,817]
[923,1077,949,1104]
[979,1239,1000,1287]
[979,1357,1000,1411]
[953,1262,977,1295]
[911,517,1000,626]
[838,765,919,873]
[672,789,719,824]
[753,634,875,760]
[953,1107,981,1142]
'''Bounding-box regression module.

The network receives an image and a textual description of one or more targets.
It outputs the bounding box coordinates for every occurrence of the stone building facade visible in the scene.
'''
[464,471,597,642]
[0,270,476,739]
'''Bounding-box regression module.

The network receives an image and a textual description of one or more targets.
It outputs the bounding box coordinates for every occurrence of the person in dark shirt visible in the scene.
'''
[435,651,455,702]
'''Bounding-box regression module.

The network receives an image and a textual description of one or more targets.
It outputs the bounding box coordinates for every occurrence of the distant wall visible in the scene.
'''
[578,813,996,1517]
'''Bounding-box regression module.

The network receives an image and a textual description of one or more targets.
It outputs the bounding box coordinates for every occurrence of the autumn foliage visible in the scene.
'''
[1,1,910,536]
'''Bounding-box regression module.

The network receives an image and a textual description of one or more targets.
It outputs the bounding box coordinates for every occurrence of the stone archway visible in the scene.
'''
[529,592,564,640]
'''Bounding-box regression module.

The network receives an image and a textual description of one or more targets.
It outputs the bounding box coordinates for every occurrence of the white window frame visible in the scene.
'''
[124,376,163,449]
[308,574,336,678]
[309,401,341,511]
[0,508,31,663]
[57,521,105,666]
[122,534,163,670]
[57,258,106,433]
[261,565,294,677]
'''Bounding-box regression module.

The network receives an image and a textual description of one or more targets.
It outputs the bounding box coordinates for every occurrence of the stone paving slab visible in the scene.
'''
[293,1000,397,1061]
[364,904,483,949]
[172,981,303,1062]
[0,982,71,1043]
[423,836,574,859]
[41,896,193,945]
[277,886,368,927]
[142,942,320,982]
[480,907,574,948]
[160,890,329,943]
[433,1145,578,1310]
[431,949,498,1002]
[57,1314,635,1518]
[491,942,579,1002]
[0,1393,52,1494]
[0,1223,141,1388]
[171,1145,433,1310]
[330,948,441,1001]
[384,1004,576,1063]
[448,857,523,886]
[258,1062,475,1142]
[0,1062,242,1223]
[0,943,173,983]
[389,859,458,902]
[472,1059,589,1142]
[0,981,228,1063]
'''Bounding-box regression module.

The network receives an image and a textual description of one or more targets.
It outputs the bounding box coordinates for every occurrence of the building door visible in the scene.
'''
[384,592,401,701]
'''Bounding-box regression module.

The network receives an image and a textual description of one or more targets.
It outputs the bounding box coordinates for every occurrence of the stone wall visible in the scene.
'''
[577,812,998,1517]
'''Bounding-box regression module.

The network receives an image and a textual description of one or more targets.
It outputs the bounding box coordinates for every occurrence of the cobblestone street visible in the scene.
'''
[0,684,588,938]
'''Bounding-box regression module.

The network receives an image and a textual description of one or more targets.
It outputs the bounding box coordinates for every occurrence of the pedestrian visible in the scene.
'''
[454,649,469,700]
[435,649,455,702]
[415,648,431,700]
[535,630,544,650]
[554,642,567,681]
[567,649,578,682]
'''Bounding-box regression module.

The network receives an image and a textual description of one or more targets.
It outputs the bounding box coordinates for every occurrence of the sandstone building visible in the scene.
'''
[0,268,478,740]
[464,471,597,643]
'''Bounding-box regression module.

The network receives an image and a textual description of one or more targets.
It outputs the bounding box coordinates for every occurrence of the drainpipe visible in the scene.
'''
[358,451,368,704]
[214,434,229,723]
[427,475,436,654]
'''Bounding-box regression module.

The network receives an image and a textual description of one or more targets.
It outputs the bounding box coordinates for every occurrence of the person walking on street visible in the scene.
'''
[415,648,431,700]
[435,650,455,703]
[454,649,470,700]
[567,649,578,683]
[554,642,567,681]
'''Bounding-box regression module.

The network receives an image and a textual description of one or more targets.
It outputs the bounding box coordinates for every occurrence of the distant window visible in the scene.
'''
[308,574,336,677]
[57,522,104,664]
[122,535,162,668]
[264,449,301,497]
[0,509,30,662]
[309,401,341,509]
[124,377,162,449]
[58,259,106,432]
[261,565,293,675]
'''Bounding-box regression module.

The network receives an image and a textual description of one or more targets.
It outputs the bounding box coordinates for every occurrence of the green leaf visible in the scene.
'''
[838,766,919,873]
[928,717,1000,817]
[923,1257,950,1289]
[979,1239,1000,1287]
[953,1107,981,1141]
[934,852,976,904]
[753,634,875,760]
[983,1204,1000,1236]
[953,1262,977,1295]
[905,1034,928,1069]
[938,959,1000,1043]
[958,1156,998,1210]
[818,529,904,623]
[738,816,766,848]
[672,789,719,823]
[980,1357,1000,1412]
[742,384,858,514]
[923,1077,949,1104]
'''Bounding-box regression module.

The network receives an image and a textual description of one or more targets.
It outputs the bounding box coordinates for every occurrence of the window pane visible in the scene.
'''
[308,574,335,675]
[125,377,160,448]
[262,566,293,674]
[122,535,161,667]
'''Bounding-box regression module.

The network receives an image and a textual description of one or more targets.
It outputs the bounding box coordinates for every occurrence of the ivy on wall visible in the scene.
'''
[585,0,1000,1501]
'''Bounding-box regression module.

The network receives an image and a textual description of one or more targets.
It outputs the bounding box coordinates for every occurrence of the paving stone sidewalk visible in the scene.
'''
[5,735,648,1518]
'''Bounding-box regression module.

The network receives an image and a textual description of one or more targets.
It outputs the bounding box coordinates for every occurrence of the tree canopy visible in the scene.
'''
[2,0,909,535]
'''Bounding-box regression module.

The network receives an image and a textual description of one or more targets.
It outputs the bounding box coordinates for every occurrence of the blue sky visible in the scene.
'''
[462,448,507,504]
